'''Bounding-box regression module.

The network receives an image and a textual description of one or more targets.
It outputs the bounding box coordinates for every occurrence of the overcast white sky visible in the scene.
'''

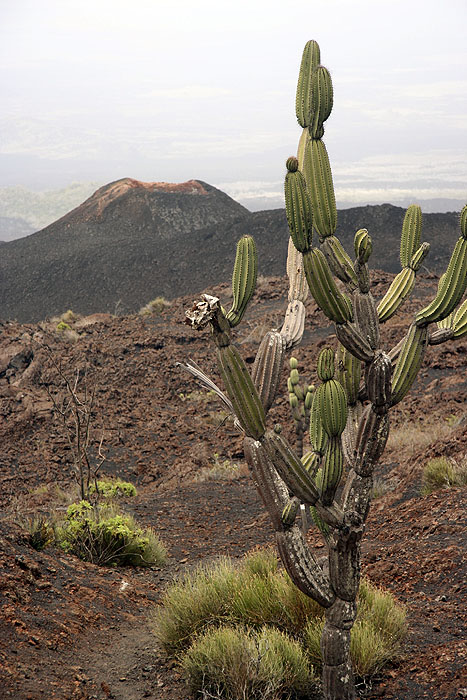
[1,0,466,210]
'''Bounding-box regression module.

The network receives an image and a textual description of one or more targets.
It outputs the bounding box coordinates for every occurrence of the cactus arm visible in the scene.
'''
[335,321,374,362]
[390,323,429,406]
[284,158,313,253]
[286,238,309,303]
[304,138,337,240]
[313,349,348,505]
[251,331,287,414]
[426,297,467,343]
[321,236,358,289]
[295,40,321,128]
[310,388,327,456]
[400,204,422,267]
[377,267,415,322]
[243,437,290,532]
[415,233,467,326]
[217,344,266,440]
[302,248,352,323]
[276,525,335,607]
[280,299,306,348]
[226,235,257,327]
[310,65,334,139]
[378,242,430,323]
[261,430,320,506]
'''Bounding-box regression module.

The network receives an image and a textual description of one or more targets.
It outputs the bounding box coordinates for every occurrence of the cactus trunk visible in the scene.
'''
[322,595,358,700]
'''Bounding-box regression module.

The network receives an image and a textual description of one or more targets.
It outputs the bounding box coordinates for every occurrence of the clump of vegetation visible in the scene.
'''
[178,389,216,403]
[194,453,243,483]
[25,515,55,551]
[387,413,455,458]
[89,478,138,499]
[371,475,394,500]
[304,578,407,677]
[153,548,406,696]
[51,309,78,325]
[421,456,467,495]
[182,625,317,700]
[56,320,72,331]
[55,500,167,567]
[139,296,171,315]
[50,310,81,341]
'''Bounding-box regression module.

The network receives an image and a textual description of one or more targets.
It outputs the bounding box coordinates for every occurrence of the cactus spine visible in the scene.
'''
[181,39,466,700]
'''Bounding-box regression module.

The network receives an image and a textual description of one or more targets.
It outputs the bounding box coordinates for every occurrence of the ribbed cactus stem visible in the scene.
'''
[336,344,362,406]
[302,248,351,324]
[226,235,257,327]
[286,238,309,303]
[310,65,333,139]
[285,160,313,253]
[354,229,372,264]
[400,204,422,268]
[303,138,337,240]
[415,236,467,326]
[321,236,358,289]
[296,40,321,128]
[461,204,467,239]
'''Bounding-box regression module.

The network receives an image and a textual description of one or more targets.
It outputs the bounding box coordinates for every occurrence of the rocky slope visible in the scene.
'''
[0,269,466,699]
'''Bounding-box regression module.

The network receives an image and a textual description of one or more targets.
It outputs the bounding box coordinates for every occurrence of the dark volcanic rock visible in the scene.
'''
[0,178,461,323]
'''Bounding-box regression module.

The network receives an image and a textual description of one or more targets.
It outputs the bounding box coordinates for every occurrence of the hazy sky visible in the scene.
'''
[1,0,466,210]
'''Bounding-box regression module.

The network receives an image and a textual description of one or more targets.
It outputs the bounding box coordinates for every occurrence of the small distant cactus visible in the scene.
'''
[181,40,467,700]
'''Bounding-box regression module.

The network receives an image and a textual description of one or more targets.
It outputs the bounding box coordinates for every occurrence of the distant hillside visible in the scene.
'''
[0,216,35,242]
[0,178,461,323]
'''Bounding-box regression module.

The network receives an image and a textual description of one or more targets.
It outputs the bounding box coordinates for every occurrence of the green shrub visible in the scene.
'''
[89,478,137,499]
[421,456,467,495]
[181,625,317,700]
[56,500,167,567]
[56,321,71,331]
[153,548,406,687]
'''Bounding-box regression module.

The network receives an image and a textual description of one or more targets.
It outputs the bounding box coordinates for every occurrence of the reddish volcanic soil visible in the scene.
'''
[0,271,466,699]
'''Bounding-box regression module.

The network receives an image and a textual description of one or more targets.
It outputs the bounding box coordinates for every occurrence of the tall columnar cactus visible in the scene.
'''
[181,41,467,700]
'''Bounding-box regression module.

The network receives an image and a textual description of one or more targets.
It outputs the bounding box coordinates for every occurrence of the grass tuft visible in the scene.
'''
[387,415,454,457]
[139,296,171,315]
[193,454,244,483]
[181,625,318,700]
[24,515,55,551]
[153,548,406,691]
[421,456,467,495]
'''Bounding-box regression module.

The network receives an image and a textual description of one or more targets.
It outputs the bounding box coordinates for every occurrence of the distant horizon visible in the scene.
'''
[1,1,466,222]
[0,177,463,243]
